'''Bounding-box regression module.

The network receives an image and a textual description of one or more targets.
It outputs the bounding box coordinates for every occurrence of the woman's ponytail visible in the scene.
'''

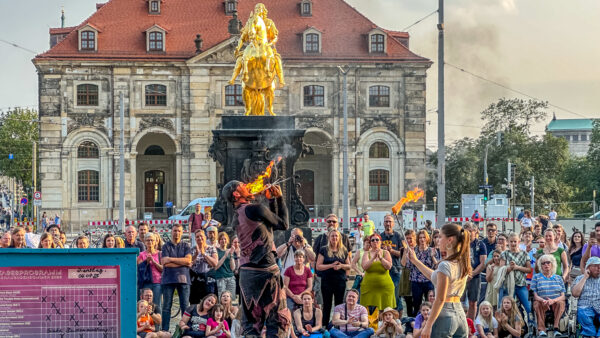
[441,223,472,279]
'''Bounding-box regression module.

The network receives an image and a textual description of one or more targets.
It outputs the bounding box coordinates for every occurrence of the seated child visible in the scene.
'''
[375,307,405,338]
[475,301,498,338]
[137,300,158,338]
[205,304,231,338]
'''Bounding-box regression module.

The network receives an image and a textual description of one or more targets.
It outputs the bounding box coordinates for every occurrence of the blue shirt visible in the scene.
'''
[470,239,487,276]
[124,239,145,252]
[531,273,565,299]
[161,241,192,285]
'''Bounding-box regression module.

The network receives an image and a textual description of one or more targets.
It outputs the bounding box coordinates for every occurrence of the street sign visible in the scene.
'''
[478,185,493,188]
[34,191,41,200]
[33,200,42,207]
[20,198,28,205]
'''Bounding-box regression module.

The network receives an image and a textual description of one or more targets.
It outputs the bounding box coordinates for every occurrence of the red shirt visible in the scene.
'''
[188,212,204,233]
[284,265,313,295]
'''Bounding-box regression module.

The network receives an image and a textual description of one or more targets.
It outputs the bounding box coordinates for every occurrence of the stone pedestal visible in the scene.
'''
[208,116,310,232]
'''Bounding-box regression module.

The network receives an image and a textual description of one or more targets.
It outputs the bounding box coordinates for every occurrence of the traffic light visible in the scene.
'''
[506,188,512,199]
[483,188,490,201]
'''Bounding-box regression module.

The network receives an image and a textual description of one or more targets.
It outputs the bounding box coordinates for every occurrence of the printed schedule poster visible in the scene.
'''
[0,266,120,337]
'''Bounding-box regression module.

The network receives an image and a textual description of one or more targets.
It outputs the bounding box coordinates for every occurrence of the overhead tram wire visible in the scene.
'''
[402,10,438,31]
[445,62,592,119]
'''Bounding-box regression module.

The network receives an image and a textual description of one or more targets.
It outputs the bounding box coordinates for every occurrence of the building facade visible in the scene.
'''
[546,117,593,157]
[33,0,431,226]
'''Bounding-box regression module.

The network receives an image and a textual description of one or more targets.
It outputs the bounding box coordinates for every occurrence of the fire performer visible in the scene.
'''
[221,179,290,338]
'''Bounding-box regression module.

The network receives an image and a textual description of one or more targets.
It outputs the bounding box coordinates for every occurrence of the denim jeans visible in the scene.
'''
[431,302,468,338]
[329,327,374,338]
[141,283,162,315]
[216,276,236,299]
[577,307,600,337]
[411,281,434,316]
[390,269,403,311]
[161,283,190,331]
[499,285,531,315]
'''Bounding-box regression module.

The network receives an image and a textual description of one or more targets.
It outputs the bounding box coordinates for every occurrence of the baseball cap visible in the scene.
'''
[206,226,218,232]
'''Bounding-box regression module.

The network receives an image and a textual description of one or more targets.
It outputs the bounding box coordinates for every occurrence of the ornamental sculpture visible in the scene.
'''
[229,3,285,116]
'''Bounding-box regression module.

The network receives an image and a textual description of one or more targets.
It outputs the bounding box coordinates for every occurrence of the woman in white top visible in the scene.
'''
[520,210,533,231]
[407,223,472,338]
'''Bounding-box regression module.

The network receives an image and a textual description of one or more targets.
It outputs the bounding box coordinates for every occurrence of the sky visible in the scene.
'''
[1,0,599,149]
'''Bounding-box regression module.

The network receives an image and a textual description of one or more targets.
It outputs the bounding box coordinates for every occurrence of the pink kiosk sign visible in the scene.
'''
[0,266,120,337]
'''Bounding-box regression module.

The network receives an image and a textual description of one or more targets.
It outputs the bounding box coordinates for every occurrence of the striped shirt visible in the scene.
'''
[573,275,600,312]
[531,273,565,299]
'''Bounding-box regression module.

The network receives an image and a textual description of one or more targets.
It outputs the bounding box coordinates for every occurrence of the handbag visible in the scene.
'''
[352,275,363,290]
[137,261,153,289]
[397,266,411,297]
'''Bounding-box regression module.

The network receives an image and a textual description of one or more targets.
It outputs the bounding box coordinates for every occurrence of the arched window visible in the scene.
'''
[145,84,167,106]
[303,85,324,107]
[305,33,319,53]
[225,84,243,106]
[369,85,390,107]
[371,34,385,53]
[76,84,99,106]
[369,169,389,201]
[77,141,99,158]
[369,142,389,158]
[78,170,99,202]
[148,31,164,51]
[144,145,165,155]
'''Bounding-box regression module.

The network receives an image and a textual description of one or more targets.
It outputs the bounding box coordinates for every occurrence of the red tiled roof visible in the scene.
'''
[49,26,76,35]
[36,0,430,63]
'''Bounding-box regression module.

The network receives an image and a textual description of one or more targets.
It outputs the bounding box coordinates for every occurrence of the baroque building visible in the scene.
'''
[33,0,431,225]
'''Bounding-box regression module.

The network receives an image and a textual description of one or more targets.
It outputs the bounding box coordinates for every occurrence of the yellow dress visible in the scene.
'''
[360,251,396,309]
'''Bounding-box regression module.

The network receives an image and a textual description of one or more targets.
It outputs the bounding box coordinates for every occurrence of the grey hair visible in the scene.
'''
[537,254,557,275]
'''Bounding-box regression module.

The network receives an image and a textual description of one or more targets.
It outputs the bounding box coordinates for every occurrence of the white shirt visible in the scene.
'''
[548,211,557,221]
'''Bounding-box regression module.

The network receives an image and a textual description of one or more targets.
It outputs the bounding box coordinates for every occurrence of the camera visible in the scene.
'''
[295,235,304,242]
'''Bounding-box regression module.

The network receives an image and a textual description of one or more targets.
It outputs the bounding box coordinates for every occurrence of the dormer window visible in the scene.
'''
[224,0,238,15]
[81,31,95,50]
[368,29,387,54]
[149,0,160,14]
[302,28,321,54]
[145,25,167,52]
[149,32,163,51]
[78,24,99,52]
[300,0,312,16]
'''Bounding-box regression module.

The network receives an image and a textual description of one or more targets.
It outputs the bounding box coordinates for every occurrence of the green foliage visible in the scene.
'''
[0,107,39,187]
[429,98,596,217]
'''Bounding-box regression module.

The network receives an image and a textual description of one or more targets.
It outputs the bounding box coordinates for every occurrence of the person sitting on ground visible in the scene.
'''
[179,294,217,338]
[38,232,56,248]
[0,231,11,248]
[140,288,172,338]
[137,300,158,338]
[495,296,522,338]
[205,304,231,338]
[103,234,116,248]
[531,254,565,337]
[9,227,26,248]
[219,291,239,333]
[374,307,404,338]
[284,249,313,312]
[329,289,375,338]
[293,291,325,338]
[75,235,89,248]
[411,302,432,338]
[475,301,498,338]
[571,256,600,338]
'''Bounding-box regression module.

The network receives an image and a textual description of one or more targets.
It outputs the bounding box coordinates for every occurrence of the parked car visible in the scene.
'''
[590,211,600,220]
[168,197,217,222]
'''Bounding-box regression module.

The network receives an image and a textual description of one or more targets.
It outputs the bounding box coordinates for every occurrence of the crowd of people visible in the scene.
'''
[3,206,600,338]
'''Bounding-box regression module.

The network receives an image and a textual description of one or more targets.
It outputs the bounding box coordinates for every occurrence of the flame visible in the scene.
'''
[246,156,282,194]
[392,187,425,214]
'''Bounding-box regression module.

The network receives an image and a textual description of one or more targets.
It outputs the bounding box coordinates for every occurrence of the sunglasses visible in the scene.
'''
[541,261,551,265]
[371,238,380,242]
[327,220,338,223]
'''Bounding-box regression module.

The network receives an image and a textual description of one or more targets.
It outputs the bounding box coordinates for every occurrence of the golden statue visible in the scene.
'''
[229,3,285,116]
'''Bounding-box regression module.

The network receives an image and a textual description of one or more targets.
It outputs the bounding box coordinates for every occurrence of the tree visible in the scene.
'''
[0,107,39,188]
[480,98,548,136]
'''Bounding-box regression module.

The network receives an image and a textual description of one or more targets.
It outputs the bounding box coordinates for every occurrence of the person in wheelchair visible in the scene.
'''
[531,254,566,337]
[572,256,600,338]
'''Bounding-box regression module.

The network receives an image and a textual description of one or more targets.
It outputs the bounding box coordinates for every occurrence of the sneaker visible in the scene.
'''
[539,331,547,337]
[553,330,561,337]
